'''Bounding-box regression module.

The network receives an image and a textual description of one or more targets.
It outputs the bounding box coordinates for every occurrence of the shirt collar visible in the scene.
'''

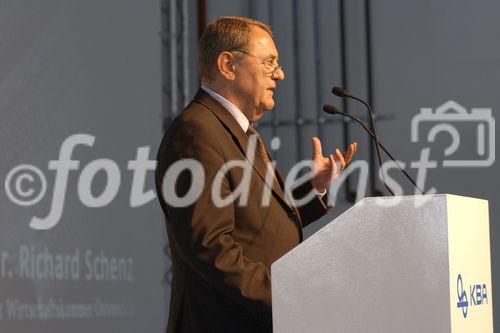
[201,85,249,132]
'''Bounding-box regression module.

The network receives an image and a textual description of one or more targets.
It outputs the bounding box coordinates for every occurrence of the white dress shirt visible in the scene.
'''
[201,85,249,132]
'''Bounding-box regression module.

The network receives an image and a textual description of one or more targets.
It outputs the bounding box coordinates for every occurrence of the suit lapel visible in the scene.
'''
[192,89,295,214]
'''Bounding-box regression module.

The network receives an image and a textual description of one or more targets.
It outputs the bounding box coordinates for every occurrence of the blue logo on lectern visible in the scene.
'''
[457,274,469,318]
[456,274,488,318]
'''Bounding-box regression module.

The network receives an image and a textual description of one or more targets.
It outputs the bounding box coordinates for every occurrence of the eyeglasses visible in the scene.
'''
[231,49,284,76]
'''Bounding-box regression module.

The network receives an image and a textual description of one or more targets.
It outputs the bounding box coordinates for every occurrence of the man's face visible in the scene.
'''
[232,26,284,122]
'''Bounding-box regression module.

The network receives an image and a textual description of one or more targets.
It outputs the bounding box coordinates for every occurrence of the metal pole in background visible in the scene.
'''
[181,0,190,108]
[169,0,178,119]
[267,0,279,160]
[312,0,324,141]
[338,0,356,201]
[162,0,191,132]
[292,0,303,162]
[198,0,206,38]
[364,0,381,196]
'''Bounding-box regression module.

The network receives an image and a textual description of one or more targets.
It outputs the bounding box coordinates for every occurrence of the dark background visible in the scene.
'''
[1,0,498,331]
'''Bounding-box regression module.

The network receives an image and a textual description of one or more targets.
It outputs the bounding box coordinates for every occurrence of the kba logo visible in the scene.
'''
[456,274,488,318]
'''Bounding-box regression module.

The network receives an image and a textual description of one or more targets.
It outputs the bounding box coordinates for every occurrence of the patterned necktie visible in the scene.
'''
[246,125,273,169]
[246,125,287,195]
[246,126,295,212]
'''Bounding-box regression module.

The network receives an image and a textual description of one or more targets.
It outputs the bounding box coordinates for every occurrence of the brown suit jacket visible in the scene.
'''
[155,89,329,333]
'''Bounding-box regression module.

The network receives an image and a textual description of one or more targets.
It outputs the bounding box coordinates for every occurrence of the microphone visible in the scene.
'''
[323,104,425,195]
[331,86,348,97]
[331,86,394,195]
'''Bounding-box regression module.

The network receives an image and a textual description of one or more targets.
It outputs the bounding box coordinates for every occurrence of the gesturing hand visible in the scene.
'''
[310,137,357,193]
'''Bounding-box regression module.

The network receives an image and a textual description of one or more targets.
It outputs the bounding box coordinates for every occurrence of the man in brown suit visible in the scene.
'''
[155,16,356,333]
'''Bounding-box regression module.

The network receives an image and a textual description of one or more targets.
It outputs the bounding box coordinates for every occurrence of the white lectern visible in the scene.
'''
[272,195,493,333]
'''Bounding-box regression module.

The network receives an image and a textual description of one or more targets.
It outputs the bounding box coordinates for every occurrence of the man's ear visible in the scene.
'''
[216,51,236,81]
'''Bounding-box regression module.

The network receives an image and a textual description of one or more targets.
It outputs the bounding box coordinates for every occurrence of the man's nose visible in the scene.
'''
[272,68,285,80]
